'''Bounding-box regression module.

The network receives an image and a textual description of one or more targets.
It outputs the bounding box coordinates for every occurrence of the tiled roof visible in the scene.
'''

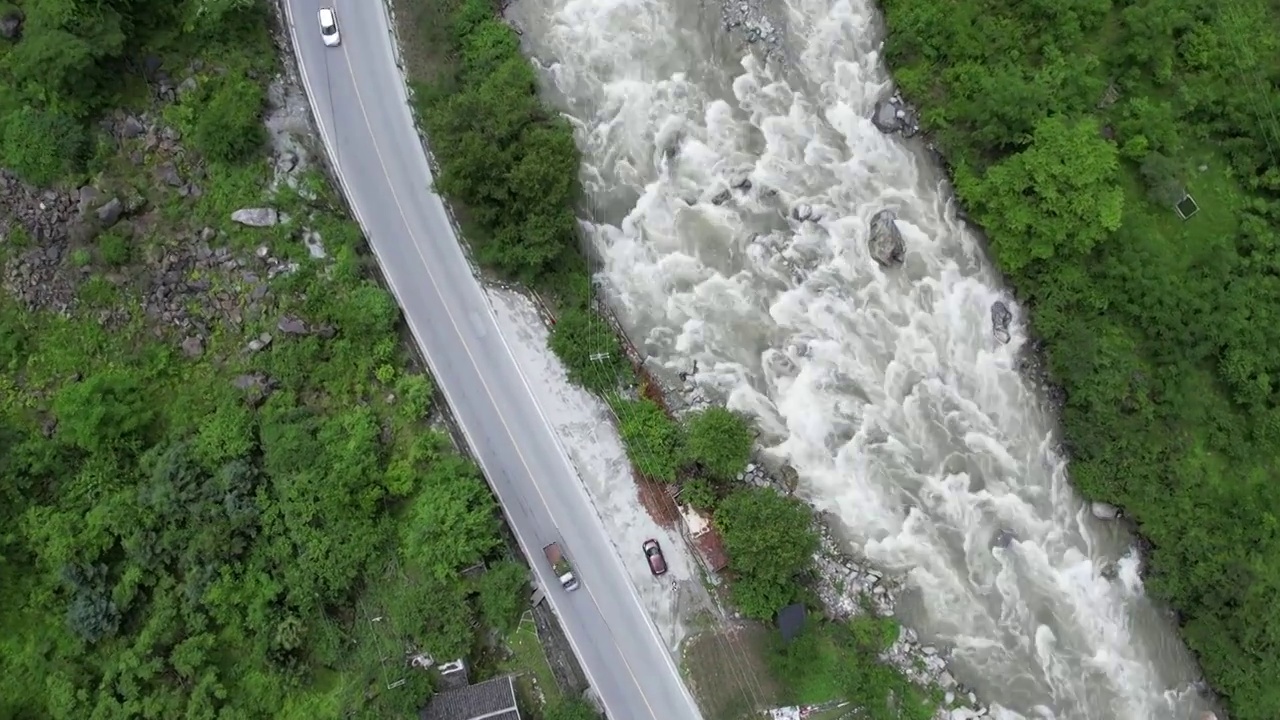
[420,675,521,720]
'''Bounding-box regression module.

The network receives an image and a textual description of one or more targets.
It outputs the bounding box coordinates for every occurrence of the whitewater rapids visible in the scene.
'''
[504,0,1220,716]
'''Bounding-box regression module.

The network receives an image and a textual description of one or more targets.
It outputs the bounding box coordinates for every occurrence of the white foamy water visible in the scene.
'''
[505,0,1219,716]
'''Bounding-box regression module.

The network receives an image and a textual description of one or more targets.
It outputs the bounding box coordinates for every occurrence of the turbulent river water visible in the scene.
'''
[503,0,1221,716]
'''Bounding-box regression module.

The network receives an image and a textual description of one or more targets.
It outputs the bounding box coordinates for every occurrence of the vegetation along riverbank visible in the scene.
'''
[878,0,1280,716]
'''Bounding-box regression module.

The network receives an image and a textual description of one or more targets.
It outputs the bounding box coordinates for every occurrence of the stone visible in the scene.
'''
[156,162,184,187]
[96,198,124,227]
[868,209,906,266]
[119,115,146,139]
[0,6,23,40]
[181,336,204,358]
[791,203,819,222]
[1091,501,1121,520]
[991,300,1013,344]
[711,189,732,206]
[872,99,900,133]
[231,373,275,407]
[277,316,309,335]
[231,207,279,227]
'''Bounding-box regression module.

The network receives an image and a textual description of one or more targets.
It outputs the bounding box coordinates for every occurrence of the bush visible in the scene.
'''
[97,231,130,267]
[0,106,87,185]
[548,307,630,393]
[683,407,754,481]
[680,478,717,511]
[191,72,265,163]
[611,397,684,481]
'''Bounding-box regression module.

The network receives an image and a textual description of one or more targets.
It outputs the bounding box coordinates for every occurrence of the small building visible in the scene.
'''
[419,675,521,720]
[681,505,730,572]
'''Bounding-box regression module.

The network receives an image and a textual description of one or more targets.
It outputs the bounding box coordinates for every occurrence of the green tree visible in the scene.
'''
[401,455,501,578]
[957,115,1123,273]
[683,407,754,481]
[475,560,529,633]
[714,487,818,619]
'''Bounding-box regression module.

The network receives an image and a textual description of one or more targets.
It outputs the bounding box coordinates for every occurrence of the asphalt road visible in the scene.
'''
[279,2,705,719]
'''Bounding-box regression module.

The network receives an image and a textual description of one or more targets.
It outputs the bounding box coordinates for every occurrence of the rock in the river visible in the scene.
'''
[0,6,24,40]
[1091,501,1122,520]
[870,92,921,137]
[791,203,819,222]
[991,301,1013,344]
[231,207,280,227]
[993,529,1017,550]
[868,209,905,266]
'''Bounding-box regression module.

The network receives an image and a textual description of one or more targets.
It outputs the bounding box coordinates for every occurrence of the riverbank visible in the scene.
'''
[873,0,1280,716]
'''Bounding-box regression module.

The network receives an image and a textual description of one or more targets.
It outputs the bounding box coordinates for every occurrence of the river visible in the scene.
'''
[503,0,1219,716]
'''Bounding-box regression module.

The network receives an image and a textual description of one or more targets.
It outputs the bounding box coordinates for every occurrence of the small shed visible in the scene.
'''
[419,675,521,720]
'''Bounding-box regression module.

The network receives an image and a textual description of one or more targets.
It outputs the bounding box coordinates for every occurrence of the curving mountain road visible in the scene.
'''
[277,2,704,719]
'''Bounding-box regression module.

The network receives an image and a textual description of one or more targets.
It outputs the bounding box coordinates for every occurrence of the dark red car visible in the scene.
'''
[642,539,667,576]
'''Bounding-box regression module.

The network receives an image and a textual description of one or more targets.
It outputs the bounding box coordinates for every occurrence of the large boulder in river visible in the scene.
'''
[0,7,23,40]
[870,93,920,137]
[868,209,905,266]
[991,301,1013,344]
[1091,501,1122,520]
[231,207,279,227]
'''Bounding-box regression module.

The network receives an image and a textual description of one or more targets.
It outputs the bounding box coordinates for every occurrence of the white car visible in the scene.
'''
[318,7,340,47]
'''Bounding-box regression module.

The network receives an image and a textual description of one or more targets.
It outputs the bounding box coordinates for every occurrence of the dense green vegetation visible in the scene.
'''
[880,0,1280,714]
[769,616,936,719]
[0,0,532,717]
[714,487,819,619]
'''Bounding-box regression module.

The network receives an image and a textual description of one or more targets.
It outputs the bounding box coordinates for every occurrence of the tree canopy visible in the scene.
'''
[714,487,819,619]
[0,1,529,717]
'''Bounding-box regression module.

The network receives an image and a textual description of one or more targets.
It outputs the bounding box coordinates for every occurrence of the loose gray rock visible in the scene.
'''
[156,162,184,188]
[868,209,905,266]
[96,198,124,227]
[119,115,146,139]
[231,207,279,227]
[1091,501,1121,520]
[181,336,204,358]
[231,373,276,407]
[277,316,309,335]
[991,301,1013,344]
